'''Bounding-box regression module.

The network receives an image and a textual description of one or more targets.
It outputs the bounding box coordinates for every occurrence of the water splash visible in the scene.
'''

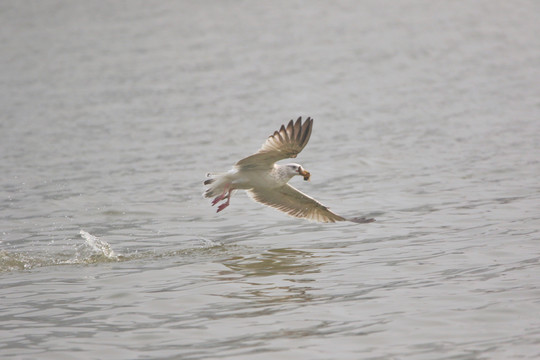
[79,230,119,260]
[0,250,38,272]
[197,237,223,248]
[0,231,225,273]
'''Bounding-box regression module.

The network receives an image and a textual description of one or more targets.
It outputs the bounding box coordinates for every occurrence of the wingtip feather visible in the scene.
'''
[300,117,313,146]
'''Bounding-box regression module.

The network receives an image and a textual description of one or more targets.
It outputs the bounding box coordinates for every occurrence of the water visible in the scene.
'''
[1,1,539,359]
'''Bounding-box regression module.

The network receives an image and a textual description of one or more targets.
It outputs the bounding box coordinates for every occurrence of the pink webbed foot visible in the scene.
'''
[216,201,230,213]
[212,194,225,206]
[211,184,230,206]
[215,187,233,213]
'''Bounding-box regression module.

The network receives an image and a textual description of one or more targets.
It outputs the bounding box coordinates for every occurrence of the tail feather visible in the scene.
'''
[203,172,228,198]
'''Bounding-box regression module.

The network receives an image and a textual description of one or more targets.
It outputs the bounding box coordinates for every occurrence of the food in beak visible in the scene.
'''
[299,169,311,181]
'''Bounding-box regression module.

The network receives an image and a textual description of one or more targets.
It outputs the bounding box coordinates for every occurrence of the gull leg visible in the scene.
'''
[211,184,230,206]
[216,189,232,213]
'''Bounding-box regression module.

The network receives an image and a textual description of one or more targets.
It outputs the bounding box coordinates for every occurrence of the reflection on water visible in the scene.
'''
[222,248,320,277]
[218,249,320,307]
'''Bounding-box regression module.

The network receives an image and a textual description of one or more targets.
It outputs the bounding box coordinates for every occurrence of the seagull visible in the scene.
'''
[203,117,374,223]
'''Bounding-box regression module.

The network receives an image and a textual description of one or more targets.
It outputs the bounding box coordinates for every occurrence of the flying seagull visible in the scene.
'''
[203,117,374,223]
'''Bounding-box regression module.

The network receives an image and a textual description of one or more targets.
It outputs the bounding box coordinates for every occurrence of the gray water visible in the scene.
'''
[1,1,540,359]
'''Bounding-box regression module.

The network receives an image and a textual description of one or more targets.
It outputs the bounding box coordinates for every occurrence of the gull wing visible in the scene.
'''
[235,117,313,170]
[247,184,346,223]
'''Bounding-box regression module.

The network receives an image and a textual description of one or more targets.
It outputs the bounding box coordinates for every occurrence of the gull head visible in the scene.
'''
[285,163,311,181]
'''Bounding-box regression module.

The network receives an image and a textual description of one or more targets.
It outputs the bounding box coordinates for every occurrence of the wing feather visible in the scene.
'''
[236,117,313,169]
[247,184,346,223]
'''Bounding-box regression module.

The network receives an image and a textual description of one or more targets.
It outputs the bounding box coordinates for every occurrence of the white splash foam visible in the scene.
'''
[197,238,223,248]
[79,230,118,260]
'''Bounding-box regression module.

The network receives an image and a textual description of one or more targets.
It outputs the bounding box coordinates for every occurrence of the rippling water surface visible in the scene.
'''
[1,1,539,359]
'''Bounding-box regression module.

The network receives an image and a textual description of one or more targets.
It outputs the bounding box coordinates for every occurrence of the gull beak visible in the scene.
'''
[299,168,311,181]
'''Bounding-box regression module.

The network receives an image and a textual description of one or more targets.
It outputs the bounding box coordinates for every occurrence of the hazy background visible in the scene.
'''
[1,1,539,359]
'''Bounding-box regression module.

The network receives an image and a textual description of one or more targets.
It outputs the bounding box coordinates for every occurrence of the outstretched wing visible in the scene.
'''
[236,117,313,170]
[247,183,346,223]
